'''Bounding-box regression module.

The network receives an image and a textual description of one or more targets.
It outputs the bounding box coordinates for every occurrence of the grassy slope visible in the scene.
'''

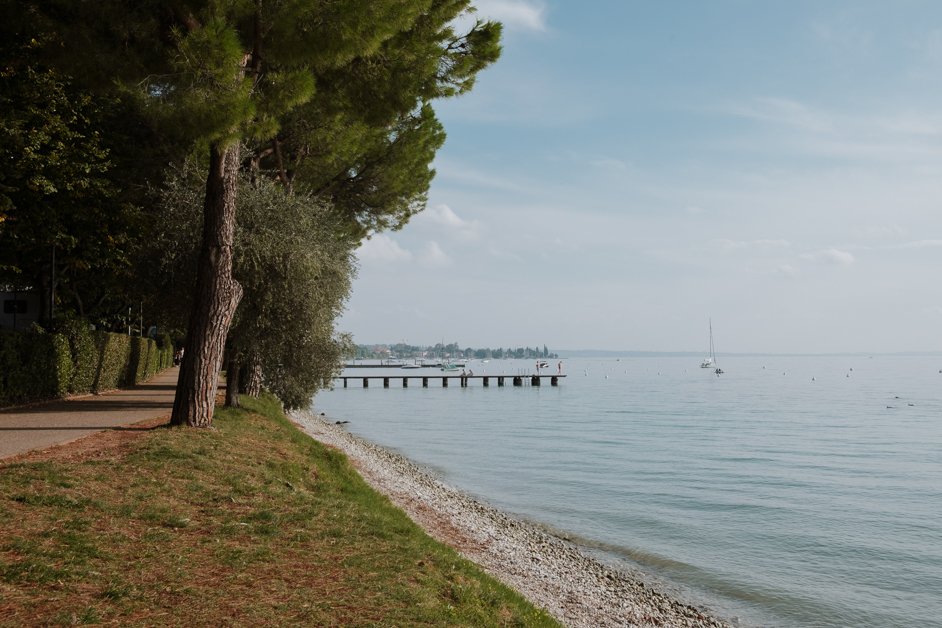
[0,395,558,627]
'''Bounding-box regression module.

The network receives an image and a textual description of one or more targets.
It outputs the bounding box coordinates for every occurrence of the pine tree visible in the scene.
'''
[137,1,498,426]
[6,1,500,426]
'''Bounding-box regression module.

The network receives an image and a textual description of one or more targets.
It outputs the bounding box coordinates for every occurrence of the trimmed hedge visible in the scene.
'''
[0,323,174,408]
[0,327,69,405]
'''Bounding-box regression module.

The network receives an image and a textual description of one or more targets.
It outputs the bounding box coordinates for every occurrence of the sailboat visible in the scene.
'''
[702,319,723,375]
[700,319,715,369]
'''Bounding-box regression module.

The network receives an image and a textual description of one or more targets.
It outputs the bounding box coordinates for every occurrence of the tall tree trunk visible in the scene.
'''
[170,142,243,427]
[225,356,241,408]
[244,351,263,397]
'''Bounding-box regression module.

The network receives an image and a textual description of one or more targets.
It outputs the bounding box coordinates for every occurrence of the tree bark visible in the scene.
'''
[225,356,241,408]
[170,142,243,427]
[244,351,263,397]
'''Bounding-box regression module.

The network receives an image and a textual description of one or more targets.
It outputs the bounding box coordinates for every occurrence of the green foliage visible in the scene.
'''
[51,333,73,398]
[0,62,138,309]
[288,104,446,237]
[0,1,503,424]
[151,166,356,408]
[231,179,356,407]
[54,317,97,394]
[0,323,173,407]
[0,327,68,406]
[130,337,148,385]
[91,332,132,393]
[356,342,559,361]
[162,17,257,146]
[263,2,502,237]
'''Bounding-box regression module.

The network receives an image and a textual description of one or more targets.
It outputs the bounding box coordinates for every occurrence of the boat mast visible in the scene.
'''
[710,318,716,365]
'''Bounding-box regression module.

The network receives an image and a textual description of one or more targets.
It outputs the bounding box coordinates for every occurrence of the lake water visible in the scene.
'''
[311,356,942,627]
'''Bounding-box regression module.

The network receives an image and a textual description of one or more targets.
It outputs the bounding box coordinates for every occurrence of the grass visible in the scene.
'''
[0,395,558,626]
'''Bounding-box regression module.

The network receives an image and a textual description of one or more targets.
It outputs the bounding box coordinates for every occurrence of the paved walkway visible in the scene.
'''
[0,367,182,460]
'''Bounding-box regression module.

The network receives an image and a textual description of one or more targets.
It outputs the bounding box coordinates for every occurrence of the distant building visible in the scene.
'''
[0,292,41,330]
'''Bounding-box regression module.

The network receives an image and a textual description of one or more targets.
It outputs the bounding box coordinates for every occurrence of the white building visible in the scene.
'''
[1,292,41,330]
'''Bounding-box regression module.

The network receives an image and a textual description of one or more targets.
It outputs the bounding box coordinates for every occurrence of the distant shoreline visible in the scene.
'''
[555,350,942,358]
[291,409,732,628]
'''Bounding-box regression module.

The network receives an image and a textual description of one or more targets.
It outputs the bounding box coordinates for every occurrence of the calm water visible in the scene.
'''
[311,356,942,627]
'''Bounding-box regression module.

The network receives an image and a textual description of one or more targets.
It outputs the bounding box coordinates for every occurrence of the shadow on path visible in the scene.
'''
[0,367,183,459]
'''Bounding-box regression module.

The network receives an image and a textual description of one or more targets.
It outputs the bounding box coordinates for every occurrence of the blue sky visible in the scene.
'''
[342,1,942,354]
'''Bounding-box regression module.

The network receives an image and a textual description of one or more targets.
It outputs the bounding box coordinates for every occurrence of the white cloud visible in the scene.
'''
[717,98,942,164]
[811,20,873,55]
[712,238,791,251]
[471,0,547,32]
[486,246,523,262]
[723,97,833,132]
[425,204,469,229]
[436,158,544,195]
[589,157,631,172]
[916,28,942,65]
[356,235,412,263]
[414,204,482,243]
[900,239,942,249]
[854,224,907,240]
[755,239,791,248]
[777,264,799,278]
[419,241,452,267]
[712,238,747,250]
[874,112,942,137]
[801,248,856,266]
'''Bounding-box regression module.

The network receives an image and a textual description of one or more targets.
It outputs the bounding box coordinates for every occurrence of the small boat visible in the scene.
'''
[700,319,723,377]
[401,362,421,369]
[703,319,723,375]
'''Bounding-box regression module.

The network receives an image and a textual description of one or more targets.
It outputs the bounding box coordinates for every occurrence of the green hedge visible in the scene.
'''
[0,323,174,408]
[58,317,97,394]
[0,327,70,405]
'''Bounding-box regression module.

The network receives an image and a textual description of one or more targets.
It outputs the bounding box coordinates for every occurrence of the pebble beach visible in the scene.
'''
[291,409,733,628]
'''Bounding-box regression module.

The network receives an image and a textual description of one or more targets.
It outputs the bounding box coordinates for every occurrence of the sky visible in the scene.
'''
[341,1,942,354]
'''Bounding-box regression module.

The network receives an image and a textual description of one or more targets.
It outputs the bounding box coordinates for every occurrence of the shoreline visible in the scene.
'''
[291,409,734,628]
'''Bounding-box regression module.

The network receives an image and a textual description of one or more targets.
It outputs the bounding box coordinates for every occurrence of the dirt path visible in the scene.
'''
[0,367,182,460]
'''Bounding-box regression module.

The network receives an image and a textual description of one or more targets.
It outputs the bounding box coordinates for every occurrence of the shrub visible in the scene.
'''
[54,317,97,394]
[0,326,70,406]
[130,336,164,384]
[0,321,174,408]
[92,332,132,392]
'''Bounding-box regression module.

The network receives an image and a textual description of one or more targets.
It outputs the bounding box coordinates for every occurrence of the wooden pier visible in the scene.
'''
[334,374,566,388]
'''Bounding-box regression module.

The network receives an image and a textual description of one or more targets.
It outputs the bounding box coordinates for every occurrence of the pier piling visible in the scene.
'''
[334,374,565,390]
